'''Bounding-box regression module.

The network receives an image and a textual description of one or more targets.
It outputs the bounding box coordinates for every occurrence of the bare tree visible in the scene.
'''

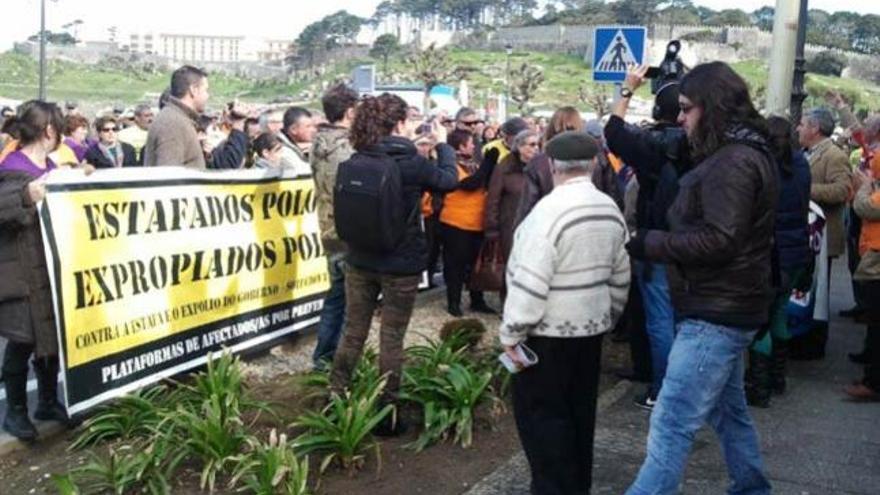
[578,84,611,119]
[408,43,470,111]
[509,62,545,115]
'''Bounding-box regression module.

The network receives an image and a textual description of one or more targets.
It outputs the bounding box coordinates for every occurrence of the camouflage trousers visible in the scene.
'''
[330,265,420,402]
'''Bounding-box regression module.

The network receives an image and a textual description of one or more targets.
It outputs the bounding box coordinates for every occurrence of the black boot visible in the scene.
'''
[770,339,788,395]
[746,351,772,408]
[32,357,70,425]
[469,291,496,314]
[2,372,37,441]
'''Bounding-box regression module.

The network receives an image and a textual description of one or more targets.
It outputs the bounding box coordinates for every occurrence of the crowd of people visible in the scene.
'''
[1,60,879,495]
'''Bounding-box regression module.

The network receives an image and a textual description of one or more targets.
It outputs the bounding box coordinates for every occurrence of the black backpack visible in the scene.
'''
[334,150,414,253]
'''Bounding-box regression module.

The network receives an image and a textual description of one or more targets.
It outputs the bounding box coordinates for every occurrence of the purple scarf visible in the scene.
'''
[64,137,88,162]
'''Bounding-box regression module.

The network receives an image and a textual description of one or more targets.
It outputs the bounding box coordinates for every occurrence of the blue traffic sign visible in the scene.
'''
[592,26,647,83]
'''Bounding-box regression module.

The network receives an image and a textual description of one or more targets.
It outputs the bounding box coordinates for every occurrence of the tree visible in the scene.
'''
[28,30,77,45]
[751,6,774,31]
[370,34,401,77]
[295,10,365,68]
[706,9,751,26]
[612,0,662,26]
[509,62,545,115]
[577,84,610,119]
[806,50,848,77]
[852,15,880,55]
[408,43,470,110]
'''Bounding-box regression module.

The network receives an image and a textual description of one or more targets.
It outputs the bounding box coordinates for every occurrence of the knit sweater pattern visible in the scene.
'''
[500,177,630,346]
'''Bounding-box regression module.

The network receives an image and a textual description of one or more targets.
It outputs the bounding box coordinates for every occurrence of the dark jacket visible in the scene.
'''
[485,152,527,262]
[604,115,691,231]
[84,141,140,168]
[346,136,458,275]
[515,151,625,226]
[643,125,779,328]
[0,171,57,357]
[775,150,812,270]
[208,129,249,170]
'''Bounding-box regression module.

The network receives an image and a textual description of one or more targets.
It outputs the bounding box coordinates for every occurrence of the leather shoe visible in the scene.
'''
[470,302,497,314]
[839,306,865,318]
[3,406,37,442]
[447,303,463,317]
[844,383,880,402]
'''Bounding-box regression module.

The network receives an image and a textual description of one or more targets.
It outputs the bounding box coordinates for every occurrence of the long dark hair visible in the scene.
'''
[350,93,408,151]
[767,116,795,176]
[544,106,581,144]
[679,62,767,160]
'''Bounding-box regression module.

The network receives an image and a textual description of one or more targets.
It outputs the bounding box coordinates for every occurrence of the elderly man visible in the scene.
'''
[118,104,154,164]
[793,107,853,360]
[501,131,630,495]
[278,106,316,175]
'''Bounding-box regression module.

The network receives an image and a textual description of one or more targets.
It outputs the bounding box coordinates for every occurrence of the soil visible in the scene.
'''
[0,289,632,495]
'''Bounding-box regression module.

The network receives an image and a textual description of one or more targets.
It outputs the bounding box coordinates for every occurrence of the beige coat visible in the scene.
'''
[808,138,851,258]
[142,97,206,169]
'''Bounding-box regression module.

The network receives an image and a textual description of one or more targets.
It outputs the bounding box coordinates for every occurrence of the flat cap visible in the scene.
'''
[545,131,599,161]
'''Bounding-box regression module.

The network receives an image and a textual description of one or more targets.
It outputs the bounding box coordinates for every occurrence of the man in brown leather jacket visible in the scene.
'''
[625,62,776,495]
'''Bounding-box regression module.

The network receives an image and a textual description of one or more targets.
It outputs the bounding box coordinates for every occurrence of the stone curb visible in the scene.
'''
[463,379,635,495]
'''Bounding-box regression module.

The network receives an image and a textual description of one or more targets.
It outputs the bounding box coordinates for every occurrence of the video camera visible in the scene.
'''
[646,41,686,95]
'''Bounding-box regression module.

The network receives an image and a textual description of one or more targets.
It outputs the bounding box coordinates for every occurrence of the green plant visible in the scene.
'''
[292,377,393,474]
[69,385,173,450]
[55,443,174,495]
[164,393,249,492]
[230,429,311,495]
[438,319,487,348]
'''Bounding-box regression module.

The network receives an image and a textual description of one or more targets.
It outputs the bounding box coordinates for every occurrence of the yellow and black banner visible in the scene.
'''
[39,168,329,414]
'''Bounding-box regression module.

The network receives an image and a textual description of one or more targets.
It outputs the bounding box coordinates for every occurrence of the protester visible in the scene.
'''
[143,65,210,168]
[481,123,498,144]
[278,106,315,175]
[414,130,444,287]
[244,117,261,141]
[251,132,283,169]
[625,61,776,494]
[483,117,530,164]
[485,128,539,300]
[439,129,496,316]
[85,116,139,168]
[746,116,812,407]
[501,131,630,495]
[261,109,284,135]
[310,83,358,369]
[791,107,852,360]
[0,101,74,441]
[603,66,691,410]
[53,114,90,167]
[847,148,880,401]
[330,93,457,436]
[206,105,250,170]
[454,106,485,149]
[117,103,153,163]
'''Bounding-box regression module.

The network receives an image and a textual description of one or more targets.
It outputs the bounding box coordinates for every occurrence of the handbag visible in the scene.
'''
[468,240,505,292]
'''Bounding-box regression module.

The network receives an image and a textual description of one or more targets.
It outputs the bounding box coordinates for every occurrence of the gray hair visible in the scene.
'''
[512,129,539,152]
[805,107,836,137]
[134,104,153,116]
[551,158,596,174]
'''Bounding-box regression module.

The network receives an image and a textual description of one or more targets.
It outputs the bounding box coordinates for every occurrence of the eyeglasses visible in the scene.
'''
[101,127,119,133]
[679,103,697,114]
[461,120,482,127]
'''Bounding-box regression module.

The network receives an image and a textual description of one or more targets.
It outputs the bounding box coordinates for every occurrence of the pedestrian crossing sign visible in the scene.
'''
[592,26,647,83]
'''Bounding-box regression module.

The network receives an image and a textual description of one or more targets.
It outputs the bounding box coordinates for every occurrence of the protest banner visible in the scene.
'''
[39,167,329,414]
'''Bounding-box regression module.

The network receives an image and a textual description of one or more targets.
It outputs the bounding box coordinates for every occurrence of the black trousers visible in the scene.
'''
[862,281,880,390]
[2,342,36,407]
[626,277,652,381]
[512,335,604,495]
[425,214,442,280]
[439,222,484,307]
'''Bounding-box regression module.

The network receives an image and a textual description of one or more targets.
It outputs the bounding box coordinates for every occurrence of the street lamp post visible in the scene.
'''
[790,0,809,126]
[505,43,513,115]
[38,0,47,101]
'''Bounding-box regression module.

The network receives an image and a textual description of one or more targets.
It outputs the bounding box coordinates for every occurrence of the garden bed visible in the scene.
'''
[0,292,630,495]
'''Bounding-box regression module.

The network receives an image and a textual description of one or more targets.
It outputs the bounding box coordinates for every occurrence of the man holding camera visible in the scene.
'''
[604,64,691,410]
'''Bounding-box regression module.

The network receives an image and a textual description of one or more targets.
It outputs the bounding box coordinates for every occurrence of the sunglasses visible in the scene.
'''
[461,120,483,127]
[101,127,119,132]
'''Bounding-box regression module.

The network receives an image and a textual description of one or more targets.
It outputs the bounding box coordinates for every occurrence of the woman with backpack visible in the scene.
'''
[330,93,458,436]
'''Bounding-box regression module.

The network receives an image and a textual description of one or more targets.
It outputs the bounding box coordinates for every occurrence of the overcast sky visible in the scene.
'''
[2,0,878,52]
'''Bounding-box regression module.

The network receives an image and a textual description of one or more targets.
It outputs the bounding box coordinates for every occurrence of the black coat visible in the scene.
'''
[85,141,140,168]
[775,151,812,270]
[0,171,57,357]
[346,136,458,275]
[604,115,691,231]
[644,126,779,328]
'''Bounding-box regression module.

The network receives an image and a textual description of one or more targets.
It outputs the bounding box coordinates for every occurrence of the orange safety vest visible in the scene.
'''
[421,192,434,217]
[439,162,486,232]
[859,154,880,255]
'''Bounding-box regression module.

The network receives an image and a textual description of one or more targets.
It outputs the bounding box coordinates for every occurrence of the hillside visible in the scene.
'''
[2,49,879,115]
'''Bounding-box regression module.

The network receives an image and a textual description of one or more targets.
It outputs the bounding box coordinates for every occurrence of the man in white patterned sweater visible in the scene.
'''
[501,131,630,495]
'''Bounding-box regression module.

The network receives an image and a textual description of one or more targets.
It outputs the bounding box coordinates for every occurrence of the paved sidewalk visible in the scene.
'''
[467,263,880,494]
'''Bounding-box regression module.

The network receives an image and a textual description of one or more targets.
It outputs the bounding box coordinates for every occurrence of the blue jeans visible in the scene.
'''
[635,261,674,397]
[312,252,347,368]
[626,319,771,495]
